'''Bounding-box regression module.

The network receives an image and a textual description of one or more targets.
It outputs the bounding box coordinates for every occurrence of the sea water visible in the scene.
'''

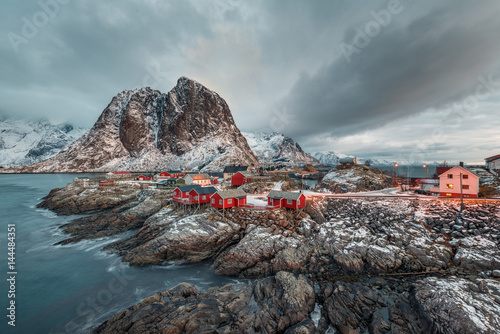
[0,174,247,333]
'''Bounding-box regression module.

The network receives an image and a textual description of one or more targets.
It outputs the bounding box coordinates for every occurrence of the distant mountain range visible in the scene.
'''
[242,131,318,165]
[313,151,442,166]
[0,115,86,167]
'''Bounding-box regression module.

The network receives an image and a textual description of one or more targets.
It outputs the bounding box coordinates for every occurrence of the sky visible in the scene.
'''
[1,0,500,163]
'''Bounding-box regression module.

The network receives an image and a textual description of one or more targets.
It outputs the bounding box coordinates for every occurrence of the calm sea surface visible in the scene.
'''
[0,174,247,334]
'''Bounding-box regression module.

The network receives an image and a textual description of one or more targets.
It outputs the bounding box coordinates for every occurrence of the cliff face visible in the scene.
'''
[14,77,259,172]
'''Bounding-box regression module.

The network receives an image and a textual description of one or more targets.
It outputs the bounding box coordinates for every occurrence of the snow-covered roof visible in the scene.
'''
[215,189,246,199]
[235,171,254,178]
[267,190,304,201]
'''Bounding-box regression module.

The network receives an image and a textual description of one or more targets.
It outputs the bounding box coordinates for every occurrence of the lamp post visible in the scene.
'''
[423,164,429,178]
[393,163,399,187]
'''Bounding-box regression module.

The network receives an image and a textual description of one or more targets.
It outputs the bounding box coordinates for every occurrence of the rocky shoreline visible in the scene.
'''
[38,182,500,333]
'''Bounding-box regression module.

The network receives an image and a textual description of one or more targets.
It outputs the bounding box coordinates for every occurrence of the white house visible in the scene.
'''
[184,173,211,186]
[438,165,479,198]
[485,154,500,174]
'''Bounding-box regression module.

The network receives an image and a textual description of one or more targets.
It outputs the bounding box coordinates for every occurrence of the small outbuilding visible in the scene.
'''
[137,174,154,181]
[231,171,255,186]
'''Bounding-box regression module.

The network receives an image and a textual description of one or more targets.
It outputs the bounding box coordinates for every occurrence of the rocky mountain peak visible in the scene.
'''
[8,77,259,172]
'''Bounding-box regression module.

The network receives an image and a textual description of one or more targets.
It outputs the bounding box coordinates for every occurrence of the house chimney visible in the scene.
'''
[459,161,464,167]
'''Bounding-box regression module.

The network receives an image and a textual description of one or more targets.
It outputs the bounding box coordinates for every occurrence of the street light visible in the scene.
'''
[393,163,399,186]
[423,164,429,178]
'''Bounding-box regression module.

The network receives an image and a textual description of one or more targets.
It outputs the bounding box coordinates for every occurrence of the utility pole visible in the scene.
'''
[460,172,465,213]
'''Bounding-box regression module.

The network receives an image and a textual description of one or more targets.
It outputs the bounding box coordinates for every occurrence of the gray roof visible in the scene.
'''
[267,190,304,201]
[223,165,248,174]
[191,186,217,195]
[176,185,202,192]
[215,188,247,199]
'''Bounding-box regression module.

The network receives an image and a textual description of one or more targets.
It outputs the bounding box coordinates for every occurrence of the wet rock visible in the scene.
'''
[413,277,500,334]
[112,209,241,266]
[95,271,315,334]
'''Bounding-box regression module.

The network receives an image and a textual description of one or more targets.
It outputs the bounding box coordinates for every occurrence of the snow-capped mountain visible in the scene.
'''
[314,151,398,166]
[0,116,87,167]
[242,131,318,165]
[313,151,351,165]
[7,77,259,173]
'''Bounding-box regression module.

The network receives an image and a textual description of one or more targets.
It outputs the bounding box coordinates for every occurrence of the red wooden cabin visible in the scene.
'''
[188,187,217,204]
[267,190,306,209]
[211,189,247,209]
[172,185,202,204]
[231,171,255,186]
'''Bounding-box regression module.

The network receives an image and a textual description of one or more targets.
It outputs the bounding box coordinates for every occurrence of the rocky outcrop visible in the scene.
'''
[39,179,500,277]
[96,273,500,334]
[413,277,500,334]
[95,271,315,334]
[38,179,500,333]
[11,77,259,172]
[318,164,391,192]
[111,209,242,265]
[37,182,169,244]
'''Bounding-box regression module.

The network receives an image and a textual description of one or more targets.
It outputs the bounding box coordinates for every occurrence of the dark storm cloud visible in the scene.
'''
[1,0,499,162]
[0,0,213,126]
[282,0,500,140]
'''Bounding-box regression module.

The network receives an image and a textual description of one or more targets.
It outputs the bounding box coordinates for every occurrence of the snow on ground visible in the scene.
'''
[246,195,269,206]
[272,181,284,190]
[322,170,361,183]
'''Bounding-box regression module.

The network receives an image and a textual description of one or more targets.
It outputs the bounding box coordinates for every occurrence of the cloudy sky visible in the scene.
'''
[2,0,500,163]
